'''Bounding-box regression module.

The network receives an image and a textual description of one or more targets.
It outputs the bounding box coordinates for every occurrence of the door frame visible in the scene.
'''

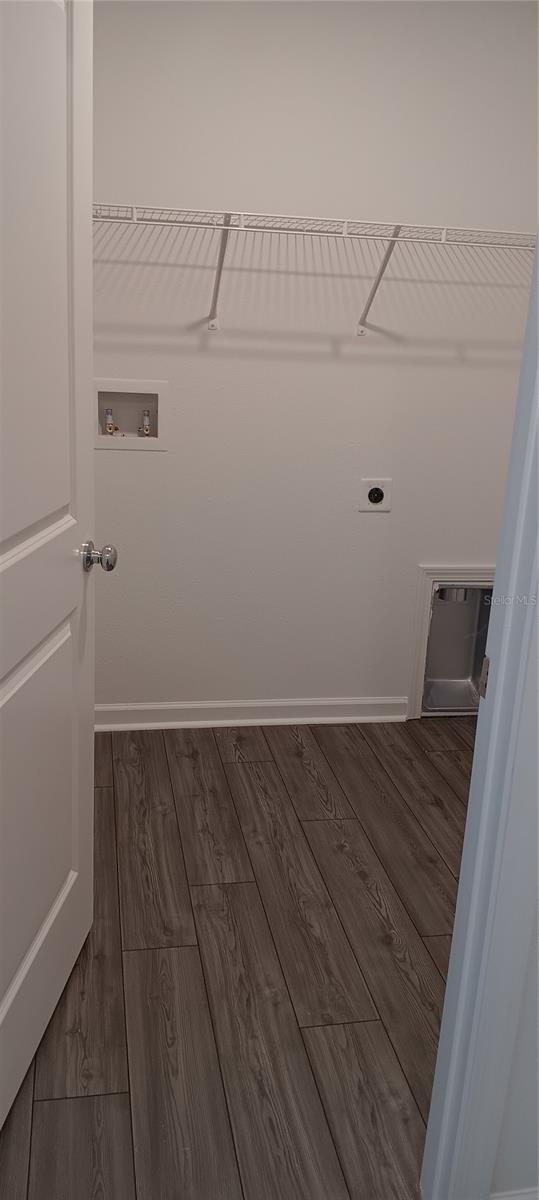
[421,262,537,1199]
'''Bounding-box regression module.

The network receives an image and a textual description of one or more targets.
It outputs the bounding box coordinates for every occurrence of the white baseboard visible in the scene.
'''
[94,695,408,731]
[491,1189,539,1200]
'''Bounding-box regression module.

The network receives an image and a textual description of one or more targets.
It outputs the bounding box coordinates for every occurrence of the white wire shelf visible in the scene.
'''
[93,202,535,336]
[93,204,536,250]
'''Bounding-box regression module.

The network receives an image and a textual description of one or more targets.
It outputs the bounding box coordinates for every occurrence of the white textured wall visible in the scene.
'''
[94,0,536,228]
[93,1,536,716]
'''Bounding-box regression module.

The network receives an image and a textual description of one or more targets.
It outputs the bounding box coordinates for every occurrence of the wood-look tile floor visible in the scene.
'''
[0,717,476,1200]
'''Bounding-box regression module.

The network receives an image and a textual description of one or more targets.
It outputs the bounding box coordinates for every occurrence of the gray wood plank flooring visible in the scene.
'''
[448,715,477,749]
[265,724,355,819]
[160,726,223,789]
[359,722,467,875]
[214,725,272,763]
[94,732,113,787]
[405,717,470,758]
[28,1095,135,1200]
[164,729,253,884]
[226,760,375,1025]
[35,789,128,1099]
[192,882,349,1200]
[406,719,473,806]
[2,717,474,1198]
[303,817,445,1120]
[0,1064,34,1200]
[424,934,453,980]
[313,724,457,934]
[123,945,242,1200]
[304,1021,425,1199]
[419,748,471,807]
[113,730,196,949]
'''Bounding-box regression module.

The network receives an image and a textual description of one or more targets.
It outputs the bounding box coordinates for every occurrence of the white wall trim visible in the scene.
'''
[408,563,496,718]
[94,695,408,730]
[490,1190,539,1200]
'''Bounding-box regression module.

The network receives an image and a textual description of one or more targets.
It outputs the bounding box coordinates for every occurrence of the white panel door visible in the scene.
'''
[0,0,95,1125]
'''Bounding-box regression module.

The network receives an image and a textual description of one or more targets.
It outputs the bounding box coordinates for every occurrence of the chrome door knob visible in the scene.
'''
[81,540,118,572]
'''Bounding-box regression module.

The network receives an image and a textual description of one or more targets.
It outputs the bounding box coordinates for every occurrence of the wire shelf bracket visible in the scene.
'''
[357,224,401,336]
[208,213,232,331]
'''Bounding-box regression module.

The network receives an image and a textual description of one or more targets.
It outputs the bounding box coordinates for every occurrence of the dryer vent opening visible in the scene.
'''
[422,585,493,715]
